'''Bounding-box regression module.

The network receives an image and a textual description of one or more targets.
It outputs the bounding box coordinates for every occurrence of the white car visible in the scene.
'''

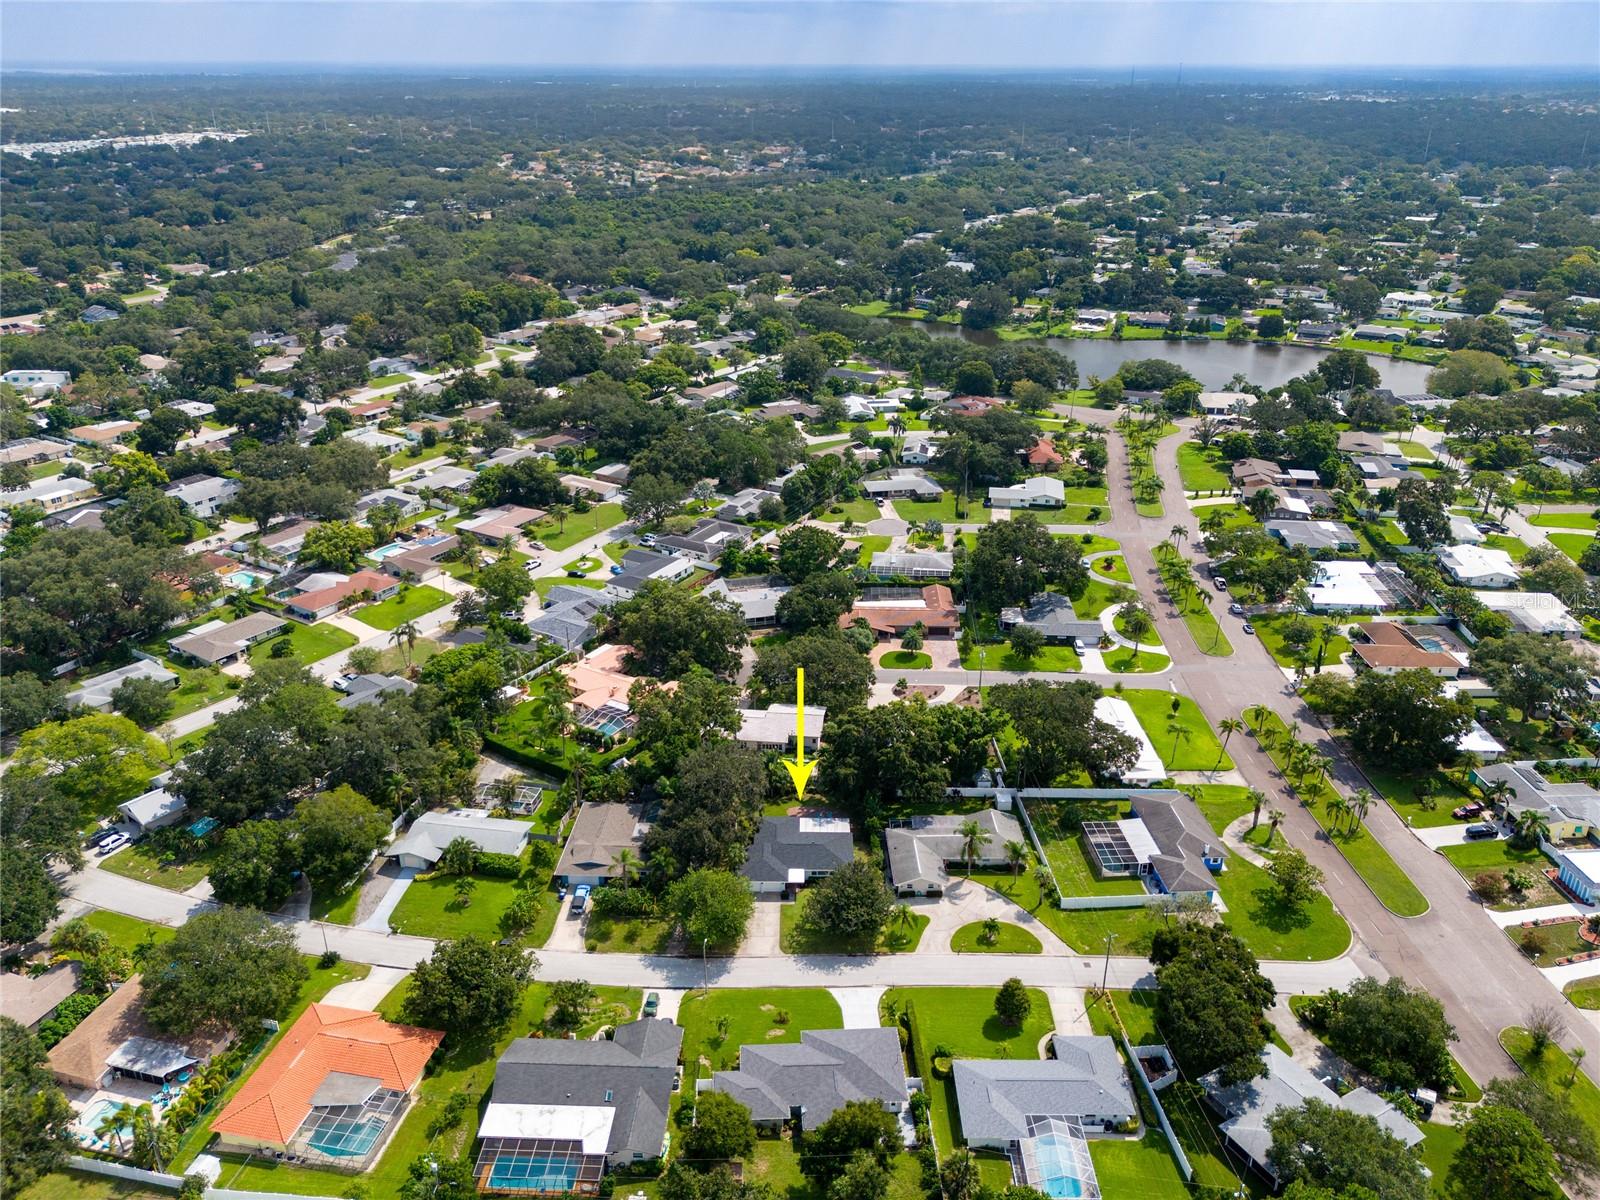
[97,833,131,856]
[524,558,544,573]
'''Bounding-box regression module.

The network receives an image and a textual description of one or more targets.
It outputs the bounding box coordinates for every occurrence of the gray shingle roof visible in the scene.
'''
[884,810,1024,892]
[1000,592,1104,643]
[740,817,854,884]
[1130,793,1222,896]
[388,810,530,865]
[490,1019,683,1163]
[952,1035,1136,1141]
[706,1027,906,1130]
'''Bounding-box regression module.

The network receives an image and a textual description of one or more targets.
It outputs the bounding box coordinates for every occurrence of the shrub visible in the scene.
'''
[1472,871,1508,903]
[37,992,104,1048]
[1521,929,1548,958]
[475,851,523,878]
[318,949,342,969]
[588,885,658,919]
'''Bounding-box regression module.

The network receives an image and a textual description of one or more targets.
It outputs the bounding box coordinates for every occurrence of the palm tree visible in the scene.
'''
[457,539,483,576]
[1246,788,1267,830]
[389,619,422,667]
[1350,789,1372,829]
[981,917,1002,946]
[1005,840,1029,877]
[892,902,918,935]
[1217,718,1245,768]
[1169,525,1188,553]
[1327,792,1352,832]
[96,1103,133,1153]
[541,671,575,759]
[549,503,571,535]
[611,847,640,891]
[128,1105,173,1171]
[1117,602,1154,667]
[957,818,992,876]
[1512,809,1551,848]
[1265,808,1286,847]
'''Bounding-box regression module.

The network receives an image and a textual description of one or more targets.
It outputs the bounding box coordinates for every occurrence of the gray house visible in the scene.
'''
[868,551,954,580]
[884,810,1025,896]
[740,816,854,896]
[998,592,1104,648]
[554,802,651,887]
[953,1035,1137,1147]
[474,1018,683,1192]
[703,1027,908,1131]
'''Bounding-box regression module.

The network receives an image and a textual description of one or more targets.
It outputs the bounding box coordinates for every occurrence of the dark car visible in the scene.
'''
[1452,802,1484,820]
[1464,822,1499,840]
[1241,623,1256,635]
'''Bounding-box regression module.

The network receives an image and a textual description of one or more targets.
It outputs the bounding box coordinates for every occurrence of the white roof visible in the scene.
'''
[1093,697,1166,784]
[477,1103,615,1154]
[118,787,186,827]
[1437,543,1516,584]
[1447,515,1485,544]
[66,659,177,709]
[1306,561,1387,610]
[1453,721,1504,756]
[389,809,531,865]
[736,704,825,745]
[1475,590,1582,634]
[989,476,1065,503]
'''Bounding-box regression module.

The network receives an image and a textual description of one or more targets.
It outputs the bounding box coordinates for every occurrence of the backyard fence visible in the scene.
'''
[1117,1035,1194,1183]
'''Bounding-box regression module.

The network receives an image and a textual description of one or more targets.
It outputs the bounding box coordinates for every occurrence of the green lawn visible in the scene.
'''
[959,639,1082,672]
[1501,1028,1600,1145]
[1483,533,1532,562]
[1251,710,1430,917]
[1073,576,1133,620]
[951,920,1042,953]
[1121,688,1234,772]
[892,493,989,525]
[1565,977,1600,1009]
[353,584,451,630]
[1440,837,1550,876]
[99,840,219,891]
[309,882,364,925]
[196,981,638,1196]
[165,664,237,718]
[1024,796,1145,897]
[884,985,1054,1152]
[367,371,413,388]
[816,496,882,524]
[248,622,357,666]
[1351,761,1471,830]
[677,988,842,1086]
[584,911,676,953]
[1177,442,1232,492]
[1418,1121,1465,1197]
[386,871,529,940]
[1105,646,1170,673]
[780,898,928,954]
[1088,1132,1195,1200]
[1546,531,1595,563]
[1152,547,1233,657]
[1091,554,1132,582]
[17,1172,170,1200]
[854,534,892,565]
[78,910,174,955]
[1248,613,1354,671]
[880,650,933,670]
[527,503,626,551]
[1528,511,1600,530]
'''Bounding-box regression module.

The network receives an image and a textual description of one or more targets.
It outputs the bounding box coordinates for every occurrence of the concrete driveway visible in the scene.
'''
[744,897,784,956]
[544,892,588,951]
[323,965,409,1009]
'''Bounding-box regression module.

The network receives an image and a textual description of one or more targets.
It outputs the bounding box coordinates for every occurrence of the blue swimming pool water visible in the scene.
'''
[224,569,272,589]
[77,1099,131,1136]
[306,1117,384,1158]
[1031,1135,1088,1198]
[486,1154,581,1191]
[368,541,410,561]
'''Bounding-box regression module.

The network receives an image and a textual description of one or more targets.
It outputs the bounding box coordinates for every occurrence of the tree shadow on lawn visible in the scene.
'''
[1242,884,1314,935]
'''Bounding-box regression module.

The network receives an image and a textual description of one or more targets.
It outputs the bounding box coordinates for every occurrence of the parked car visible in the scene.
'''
[1214,578,1229,592]
[1241,623,1256,635]
[643,992,660,1018]
[86,827,121,849]
[1228,603,1244,616]
[527,540,546,550]
[639,534,657,546]
[571,883,592,913]
[610,564,624,575]
[1452,802,1484,820]
[567,568,587,578]
[1464,822,1499,840]
[96,832,130,856]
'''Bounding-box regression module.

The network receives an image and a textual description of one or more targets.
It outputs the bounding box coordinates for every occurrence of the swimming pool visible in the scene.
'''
[223,568,273,589]
[485,1153,582,1191]
[77,1099,131,1138]
[305,1115,385,1158]
[1012,1120,1100,1200]
[368,541,410,561]
[1030,1135,1088,1198]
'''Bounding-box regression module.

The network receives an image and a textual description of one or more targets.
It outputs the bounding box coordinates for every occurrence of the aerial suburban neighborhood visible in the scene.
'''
[1,6,1599,1200]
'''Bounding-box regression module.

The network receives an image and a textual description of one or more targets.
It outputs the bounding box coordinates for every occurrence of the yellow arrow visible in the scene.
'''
[782,667,816,801]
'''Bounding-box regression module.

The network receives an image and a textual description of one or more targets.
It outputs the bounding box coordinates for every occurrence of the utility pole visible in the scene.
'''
[1101,932,1117,991]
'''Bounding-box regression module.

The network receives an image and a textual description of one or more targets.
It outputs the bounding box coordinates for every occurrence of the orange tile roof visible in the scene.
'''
[210,1004,443,1146]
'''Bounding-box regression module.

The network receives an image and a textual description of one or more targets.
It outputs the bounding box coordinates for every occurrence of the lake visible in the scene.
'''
[904,323,1439,393]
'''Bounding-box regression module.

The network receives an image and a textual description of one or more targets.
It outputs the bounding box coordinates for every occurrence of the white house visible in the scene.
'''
[163,474,241,519]
[988,476,1065,509]
[1304,561,1389,613]
[1436,543,1518,588]
[1092,697,1166,785]
[1,368,71,397]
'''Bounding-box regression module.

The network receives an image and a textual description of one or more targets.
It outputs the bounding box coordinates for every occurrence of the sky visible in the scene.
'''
[2,1,1598,72]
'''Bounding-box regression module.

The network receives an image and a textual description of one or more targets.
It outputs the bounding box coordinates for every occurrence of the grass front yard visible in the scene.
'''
[958,639,1082,672]
[892,493,989,525]
[1500,1027,1600,1145]
[1091,553,1132,582]
[779,898,928,954]
[816,496,881,524]
[1547,531,1596,563]
[880,649,933,670]
[99,840,219,892]
[1249,612,1355,670]
[854,534,892,565]
[677,987,842,1088]
[354,584,451,630]
[248,621,357,667]
[1528,511,1600,530]
[1177,442,1232,492]
[528,503,626,551]
[1121,688,1234,772]
[1565,977,1600,1009]
[951,920,1042,953]
[386,870,529,940]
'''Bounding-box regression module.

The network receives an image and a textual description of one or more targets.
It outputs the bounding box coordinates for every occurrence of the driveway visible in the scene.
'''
[743,897,783,956]
[357,866,417,932]
[831,987,887,1028]
[544,892,588,951]
[924,877,1074,956]
[323,965,409,1009]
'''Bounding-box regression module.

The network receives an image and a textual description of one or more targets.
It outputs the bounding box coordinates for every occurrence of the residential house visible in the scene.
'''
[1125,311,1172,329]
[558,644,666,739]
[703,575,791,629]
[335,673,417,710]
[738,816,853,896]
[717,487,773,522]
[456,504,545,545]
[1263,520,1360,553]
[379,535,459,582]
[900,434,947,465]
[355,488,426,520]
[163,474,240,519]
[554,803,652,888]
[1353,456,1421,487]
[884,809,1026,896]
[406,465,477,495]
[43,501,109,531]
[250,519,320,564]
[561,474,622,501]
[473,1019,683,1192]
[863,470,943,501]
[1437,544,1518,588]
[1474,590,1582,638]
[953,1035,1137,1148]
[169,612,287,666]
[998,592,1104,648]
[117,785,187,836]
[736,705,825,754]
[684,380,740,407]
[989,476,1065,509]
[1336,431,1388,456]
[1080,790,1224,897]
[704,1027,906,1127]
[603,549,695,600]
[79,304,120,324]
[1447,515,1486,545]
[1,368,71,396]
[209,1004,443,1170]
[1350,623,1465,677]
[1204,1045,1421,1187]
[529,585,614,650]
[654,519,746,564]
[592,463,632,487]
[344,428,408,455]
[1090,698,1167,786]
[1471,761,1600,842]
[868,551,953,580]
[1230,458,1287,493]
[1305,562,1393,613]
[388,810,532,871]
[48,976,230,1092]
[842,585,961,641]
[1352,323,1408,343]
[0,476,96,513]
[1198,391,1251,418]
[3,961,81,1032]
[284,569,398,623]
[0,437,71,467]
[64,659,178,711]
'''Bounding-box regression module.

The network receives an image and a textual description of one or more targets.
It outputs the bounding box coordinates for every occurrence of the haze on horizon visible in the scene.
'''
[3,0,1598,73]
